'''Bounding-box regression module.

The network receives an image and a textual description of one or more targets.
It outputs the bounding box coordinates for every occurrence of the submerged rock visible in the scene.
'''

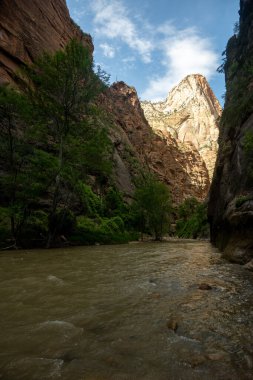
[206,351,230,362]
[199,283,212,290]
[244,259,253,271]
[166,318,178,331]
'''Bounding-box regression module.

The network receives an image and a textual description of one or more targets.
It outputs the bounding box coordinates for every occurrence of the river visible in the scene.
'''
[0,241,253,380]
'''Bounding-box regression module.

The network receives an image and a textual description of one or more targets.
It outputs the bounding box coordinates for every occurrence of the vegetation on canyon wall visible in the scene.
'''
[0,40,119,248]
[132,175,172,241]
[1,39,196,248]
[176,198,209,239]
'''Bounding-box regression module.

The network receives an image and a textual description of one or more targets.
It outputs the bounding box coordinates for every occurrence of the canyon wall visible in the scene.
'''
[102,82,209,203]
[141,74,222,181]
[208,0,253,265]
[0,0,214,204]
[0,0,93,85]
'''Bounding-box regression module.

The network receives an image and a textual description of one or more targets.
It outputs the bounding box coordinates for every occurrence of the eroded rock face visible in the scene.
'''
[102,82,209,203]
[141,74,222,180]
[0,0,93,84]
[208,0,253,264]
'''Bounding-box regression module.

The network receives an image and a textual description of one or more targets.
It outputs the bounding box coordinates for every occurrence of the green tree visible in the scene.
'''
[0,86,57,246]
[133,175,172,240]
[19,39,111,247]
[176,198,209,239]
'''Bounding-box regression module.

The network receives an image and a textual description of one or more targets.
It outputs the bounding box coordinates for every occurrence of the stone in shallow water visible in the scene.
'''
[199,283,212,290]
[244,354,253,369]
[3,357,63,380]
[244,259,253,271]
[167,318,178,331]
[206,351,230,362]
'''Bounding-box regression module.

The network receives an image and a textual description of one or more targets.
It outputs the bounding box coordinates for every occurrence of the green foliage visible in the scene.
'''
[71,215,137,245]
[176,198,209,239]
[26,210,48,234]
[77,182,103,217]
[221,54,253,130]
[100,216,125,234]
[3,39,112,247]
[76,121,112,178]
[0,207,11,245]
[20,39,109,128]
[48,209,76,237]
[243,131,253,156]
[104,187,127,217]
[242,131,253,186]
[235,195,253,208]
[0,40,143,248]
[132,175,172,240]
[19,210,49,246]
[177,197,199,220]
[0,85,57,244]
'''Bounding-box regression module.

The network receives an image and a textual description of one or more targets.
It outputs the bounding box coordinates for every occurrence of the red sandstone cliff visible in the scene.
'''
[102,82,209,203]
[0,0,93,84]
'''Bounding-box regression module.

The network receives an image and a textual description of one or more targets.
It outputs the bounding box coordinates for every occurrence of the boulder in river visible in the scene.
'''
[166,318,178,331]
[244,259,253,272]
[199,283,212,290]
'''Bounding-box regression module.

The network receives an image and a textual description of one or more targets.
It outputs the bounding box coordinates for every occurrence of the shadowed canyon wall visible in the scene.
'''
[208,0,253,265]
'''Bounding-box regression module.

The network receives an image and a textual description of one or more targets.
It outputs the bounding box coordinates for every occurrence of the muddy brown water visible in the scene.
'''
[0,241,253,380]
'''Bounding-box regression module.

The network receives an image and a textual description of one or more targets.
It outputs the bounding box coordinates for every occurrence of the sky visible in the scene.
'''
[66,0,239,104]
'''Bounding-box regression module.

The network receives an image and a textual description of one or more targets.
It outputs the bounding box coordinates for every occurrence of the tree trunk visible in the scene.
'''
[46,134,63,248]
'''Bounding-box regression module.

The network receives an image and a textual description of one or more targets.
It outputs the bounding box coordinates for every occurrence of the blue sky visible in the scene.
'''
[66,0,239,104]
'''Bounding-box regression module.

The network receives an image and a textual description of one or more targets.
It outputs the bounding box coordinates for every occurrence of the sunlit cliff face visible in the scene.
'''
[141,74,222,181]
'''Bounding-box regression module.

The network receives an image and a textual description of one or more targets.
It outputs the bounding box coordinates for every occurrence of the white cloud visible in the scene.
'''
[122,56,135,63]
[90,0,153,63]
[100,43,115,58]
[157,21,176,36]
[72,8,87,23]
[141,29,219,101]
[83,0,219,101]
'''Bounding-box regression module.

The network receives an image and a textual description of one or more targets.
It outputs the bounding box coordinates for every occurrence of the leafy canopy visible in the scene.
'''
[133,175,172,240]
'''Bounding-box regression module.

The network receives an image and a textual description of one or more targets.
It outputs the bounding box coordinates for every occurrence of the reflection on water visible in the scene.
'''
[0,241,253,379]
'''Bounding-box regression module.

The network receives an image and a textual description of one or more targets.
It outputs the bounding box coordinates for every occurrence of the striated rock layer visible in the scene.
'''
[208,0,253,264]
[102,82,209,203]
[0,0,93,85]
[141,74,222,180]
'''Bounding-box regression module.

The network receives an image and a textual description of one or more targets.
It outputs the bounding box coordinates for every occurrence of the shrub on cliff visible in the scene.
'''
[242,131,253,186]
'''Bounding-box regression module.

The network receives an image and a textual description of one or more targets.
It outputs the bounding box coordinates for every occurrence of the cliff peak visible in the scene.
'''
[103,82,210,203]
[141,74,222,179]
